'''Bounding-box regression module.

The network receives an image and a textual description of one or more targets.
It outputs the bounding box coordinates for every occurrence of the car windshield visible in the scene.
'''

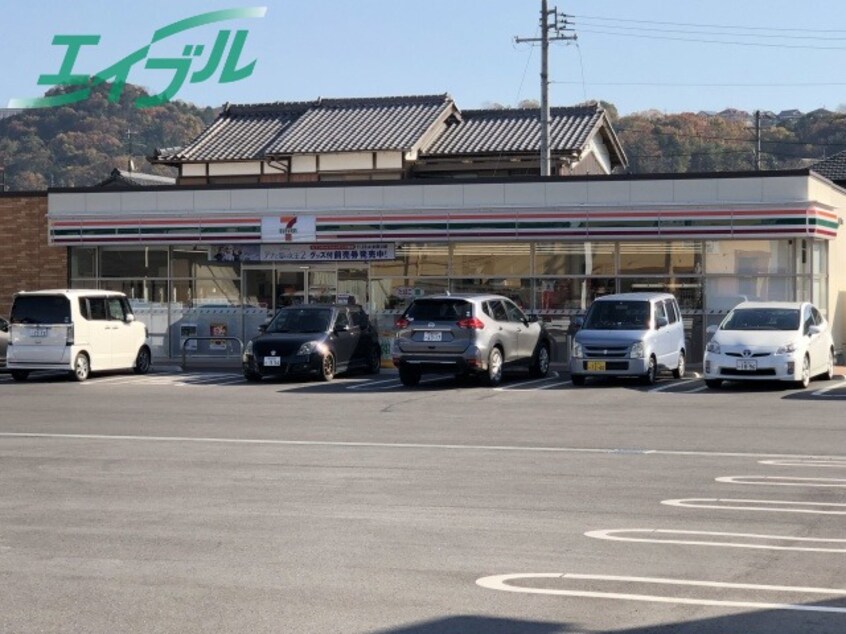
[267,308,332,333]
[583,300,650,330]
[721,308,800,331]
[10,295,72,324]
[406,299,472,321]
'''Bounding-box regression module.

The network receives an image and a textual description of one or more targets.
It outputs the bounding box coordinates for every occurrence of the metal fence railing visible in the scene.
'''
[180,336,244,371]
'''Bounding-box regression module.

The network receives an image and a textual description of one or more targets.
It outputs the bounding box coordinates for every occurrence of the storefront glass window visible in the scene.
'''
[70,247,97,278]
[171,246,211,278]
[619,277,703,310]
[369,278,449,312]
[369,243,448,277]
[705,240,793,275]
[100,247,168,278]
[309,270,337,304]
[534,242,615,276]
[450,277,531,309]
[618,241,702,275]
[451,243,531,277]
[812,241,827,276]
[705,276,795,312]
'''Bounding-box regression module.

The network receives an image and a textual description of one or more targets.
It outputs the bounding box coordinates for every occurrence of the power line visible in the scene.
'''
[575,19,846,42]
[551,80,846,88]
[577,28,846,51]
[572,14,846,35]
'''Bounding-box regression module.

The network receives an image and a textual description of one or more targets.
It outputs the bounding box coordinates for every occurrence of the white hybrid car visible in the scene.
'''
[704,301,835,389]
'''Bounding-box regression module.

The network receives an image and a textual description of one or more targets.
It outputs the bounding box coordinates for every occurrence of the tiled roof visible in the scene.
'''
[810,150,846,182]
[97,168,175,188]
[156,95,453,161]
[421,104,608,156]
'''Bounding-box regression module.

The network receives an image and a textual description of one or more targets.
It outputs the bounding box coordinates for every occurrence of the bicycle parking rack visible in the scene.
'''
[180,336,244,372]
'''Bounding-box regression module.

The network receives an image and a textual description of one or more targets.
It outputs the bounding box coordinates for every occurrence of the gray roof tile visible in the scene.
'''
[157,95,453,161]
[811,150,846,182]
[422,104,605,156]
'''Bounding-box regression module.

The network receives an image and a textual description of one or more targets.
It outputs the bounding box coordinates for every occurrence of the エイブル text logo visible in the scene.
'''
[9,7,266,109]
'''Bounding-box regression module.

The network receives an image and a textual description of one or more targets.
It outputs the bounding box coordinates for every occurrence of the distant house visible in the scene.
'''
[0,108,22,120]
[96,168,176,188]
[807,108,833,118]
[777,109,803,122]
[717,108,752,125]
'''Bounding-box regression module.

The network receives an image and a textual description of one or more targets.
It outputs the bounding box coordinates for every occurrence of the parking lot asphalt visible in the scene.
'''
[1,364,846,633]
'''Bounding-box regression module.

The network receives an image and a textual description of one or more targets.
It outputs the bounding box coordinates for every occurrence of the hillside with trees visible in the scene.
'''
[615,108,846,173]
[3,87,846,190]
[0,84,216,191]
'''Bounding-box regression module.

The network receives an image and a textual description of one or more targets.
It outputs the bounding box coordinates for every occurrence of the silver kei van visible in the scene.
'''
[569,292,686,386]
[6,289,151,382]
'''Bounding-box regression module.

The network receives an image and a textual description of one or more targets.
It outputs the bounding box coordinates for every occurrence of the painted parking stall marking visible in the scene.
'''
[662,498,846,515]
[476,572,846,614]
[716,475,846,488]
[759,458,846,468]
[584,528,846,553]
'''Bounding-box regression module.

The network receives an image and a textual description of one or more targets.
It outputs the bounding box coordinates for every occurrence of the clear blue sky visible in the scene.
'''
[4,0,846,115]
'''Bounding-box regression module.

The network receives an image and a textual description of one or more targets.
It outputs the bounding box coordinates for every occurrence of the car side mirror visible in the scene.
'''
[258,323,268,334]
[125,314,136,323]
[572,316,584,328]
[808,324,822,336]
[656,316,669,329]
[706,324,718,337]
[527,314,539,323]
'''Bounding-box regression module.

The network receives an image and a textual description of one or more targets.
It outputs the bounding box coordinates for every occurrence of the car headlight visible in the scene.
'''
[629,342,644,358]
[706,340,720,354]
[297,341,327,356]
[572,342,584,358]
[776,342,797,355]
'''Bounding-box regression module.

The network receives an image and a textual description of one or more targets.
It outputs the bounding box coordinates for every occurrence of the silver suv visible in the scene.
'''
[392,294,551,387]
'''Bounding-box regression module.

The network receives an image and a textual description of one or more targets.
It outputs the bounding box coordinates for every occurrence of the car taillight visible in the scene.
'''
[66,324,74,346]
[457,317,485,329]
[395,317,410,329]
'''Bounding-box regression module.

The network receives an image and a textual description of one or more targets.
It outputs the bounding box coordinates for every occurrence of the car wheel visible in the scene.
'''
[796,355,811,389]
[705,379,722,389]
[366,346,382,375]
[71,353,90,382]
[484,347,504,387]
[133,346,151,374]
[823,349,835,381]
[672,351,686,379]
[320,353,336,382]
[244,371,262,382]
[529,342,551,378]
[640,355,657,385]
[571,374,586,386]
[10,370,29,382]
[399,364,421,387]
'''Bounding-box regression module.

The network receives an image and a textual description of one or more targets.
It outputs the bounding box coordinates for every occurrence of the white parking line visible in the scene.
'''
[584,528,846,553]
[493,372,560,391]
[648,379,696,393]
[717,475,846,488]
[476,572,846,614]
[759,458,846,468]
[812,378,846,396]
[662,498,846,515]
[538,380,572,390]
[346,377,402,390]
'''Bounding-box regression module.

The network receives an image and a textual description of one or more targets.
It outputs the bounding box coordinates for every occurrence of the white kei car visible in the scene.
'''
[704,301,835,389]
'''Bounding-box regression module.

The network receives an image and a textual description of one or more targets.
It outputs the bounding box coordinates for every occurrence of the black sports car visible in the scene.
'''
[242,304,382,382]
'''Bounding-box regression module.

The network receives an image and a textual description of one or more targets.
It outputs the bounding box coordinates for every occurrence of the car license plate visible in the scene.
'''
[264,356,281,367]
[736,359,757,371]
[29,328,48,338]
[586,361,606,371]
[423,331,442,342]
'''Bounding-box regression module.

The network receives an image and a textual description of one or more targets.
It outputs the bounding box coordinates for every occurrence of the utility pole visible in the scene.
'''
[755,110,761,171]
[127,128,137,172]
[515,0,577,176]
